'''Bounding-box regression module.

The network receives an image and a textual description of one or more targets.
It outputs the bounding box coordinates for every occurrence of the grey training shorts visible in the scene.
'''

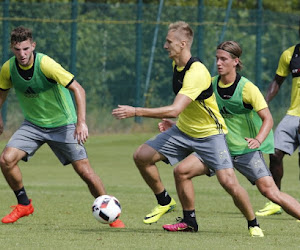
[145,125,233,171]
[274,114,300,155]
[232,151,272,185]
[6,120,88,165]
[199,151,272,185]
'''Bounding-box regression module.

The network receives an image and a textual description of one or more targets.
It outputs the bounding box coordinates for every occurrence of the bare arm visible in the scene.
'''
[112,93,192,119]
[245,107,273,149]
[265,74,286,103]
[0,90,9,135]
[67,80,88,144]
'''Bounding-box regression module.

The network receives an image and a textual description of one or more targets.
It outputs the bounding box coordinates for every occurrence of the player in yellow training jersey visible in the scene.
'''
[256,19,300,217]
[112,21,261,236]
[160,41,300,237]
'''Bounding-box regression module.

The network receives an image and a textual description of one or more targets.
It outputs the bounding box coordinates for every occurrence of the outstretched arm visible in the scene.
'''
[67,80,88,144]
[112,93,192,119]
[265,74,286,104]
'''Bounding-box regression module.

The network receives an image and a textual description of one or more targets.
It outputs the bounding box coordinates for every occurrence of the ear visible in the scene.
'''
[234,57,239,66]
[180,40,187,49]
[31,42,36,50]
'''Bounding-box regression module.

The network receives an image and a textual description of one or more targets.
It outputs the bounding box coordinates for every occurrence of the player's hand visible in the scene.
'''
[158,118,175,132]
[74,122,89,144]
[245,137,261,149]
[112,105,135,119]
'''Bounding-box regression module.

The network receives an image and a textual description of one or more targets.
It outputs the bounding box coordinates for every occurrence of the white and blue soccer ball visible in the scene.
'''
[92,195,121,224]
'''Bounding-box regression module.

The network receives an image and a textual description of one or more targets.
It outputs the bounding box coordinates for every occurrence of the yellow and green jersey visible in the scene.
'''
[212,75,274,155]
[0,53,77,127]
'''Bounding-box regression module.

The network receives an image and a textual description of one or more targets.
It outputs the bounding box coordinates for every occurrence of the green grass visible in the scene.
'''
[1,133,300,250]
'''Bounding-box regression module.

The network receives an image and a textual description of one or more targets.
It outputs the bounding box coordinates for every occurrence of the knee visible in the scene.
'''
[0,151,14,169]
[173,165,186,181]
[133,148,142,165]
[73,159,96,179]
[133,148,144,167]
[133,145,153,167]
[221,181,239,196]
[218,172,240,195]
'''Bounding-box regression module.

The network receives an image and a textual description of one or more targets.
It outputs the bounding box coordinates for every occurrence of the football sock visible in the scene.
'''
[183,210,198,227]
[155,189,171,206]
[14,187,30,205]
[247,217,259,229]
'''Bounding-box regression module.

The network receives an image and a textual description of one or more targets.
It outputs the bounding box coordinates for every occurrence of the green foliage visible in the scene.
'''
[1,134,300,249]
[0,2,299,132]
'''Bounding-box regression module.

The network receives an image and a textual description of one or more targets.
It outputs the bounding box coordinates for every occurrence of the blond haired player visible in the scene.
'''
[113,22,262,236]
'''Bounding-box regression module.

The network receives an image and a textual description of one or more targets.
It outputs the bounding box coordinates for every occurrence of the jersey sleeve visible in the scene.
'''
[0,60,12,90]
[40,55,74,87]
[276,46,294,77]
[242,81,268,112]
[178,62,211,100]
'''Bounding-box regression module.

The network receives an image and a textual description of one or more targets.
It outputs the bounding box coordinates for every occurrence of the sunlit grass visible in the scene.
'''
[0,134,299,249]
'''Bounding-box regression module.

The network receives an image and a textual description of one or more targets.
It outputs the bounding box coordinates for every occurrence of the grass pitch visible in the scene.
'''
[0,133,300,250]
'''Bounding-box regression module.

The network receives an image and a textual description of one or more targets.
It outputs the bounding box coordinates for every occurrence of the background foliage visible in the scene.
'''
[0,1,299,134]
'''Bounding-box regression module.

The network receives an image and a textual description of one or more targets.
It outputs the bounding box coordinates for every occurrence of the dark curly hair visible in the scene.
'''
[10,26,33,45]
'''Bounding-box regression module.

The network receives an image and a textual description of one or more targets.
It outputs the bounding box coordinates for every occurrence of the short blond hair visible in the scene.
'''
[168,21,194,48]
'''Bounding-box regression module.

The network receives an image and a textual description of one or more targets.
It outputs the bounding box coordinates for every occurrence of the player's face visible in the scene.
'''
[164,30,182,59]
[216,49,238,76]
[11,39,36,67]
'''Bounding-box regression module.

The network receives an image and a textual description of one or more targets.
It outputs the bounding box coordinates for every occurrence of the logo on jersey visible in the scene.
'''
[219,106,233,118]
[24,87,39,98]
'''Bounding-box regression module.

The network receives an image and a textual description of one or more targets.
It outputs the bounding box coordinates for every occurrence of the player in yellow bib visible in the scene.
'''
[256,20,300,217]
[160,40,300,237]
[113,21,261,236]
[0,26,124,228]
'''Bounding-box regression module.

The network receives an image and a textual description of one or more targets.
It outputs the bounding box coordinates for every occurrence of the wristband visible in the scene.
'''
[255,138,261,145]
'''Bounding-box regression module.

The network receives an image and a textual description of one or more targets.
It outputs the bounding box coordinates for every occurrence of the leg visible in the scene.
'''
[0,147,26,191]
[174,154,209,210]
[133,143,166,194]
[162,154,208,232]
[256,176,300,219]
[134,143,176,224]
[269,149,285,190]
[72,158,106,198]
[216,168,255,221]
[0,147,34,223]
[72,158,125,228]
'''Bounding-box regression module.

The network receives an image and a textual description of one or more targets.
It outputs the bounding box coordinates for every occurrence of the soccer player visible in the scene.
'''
[112,21,263,237]
[256,19,300,216]
[0,26,124,228]
[161,40,300,236]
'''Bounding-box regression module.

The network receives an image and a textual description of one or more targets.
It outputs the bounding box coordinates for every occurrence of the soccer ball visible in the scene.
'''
[92,195,121,224]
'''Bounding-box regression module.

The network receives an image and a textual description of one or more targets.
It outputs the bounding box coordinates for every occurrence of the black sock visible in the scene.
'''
[248,218,259,229]
[155,189,171,206]
[14,187,30,205]
[183,210,197,224]
[183,210,198,231]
